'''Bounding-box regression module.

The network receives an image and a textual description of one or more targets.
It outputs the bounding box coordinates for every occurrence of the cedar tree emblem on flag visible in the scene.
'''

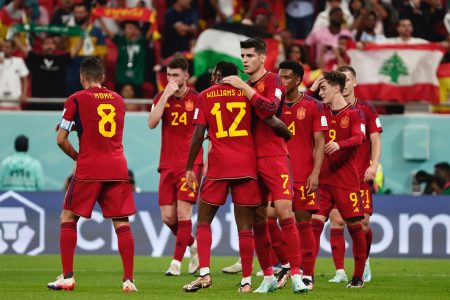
[379,52,409,84]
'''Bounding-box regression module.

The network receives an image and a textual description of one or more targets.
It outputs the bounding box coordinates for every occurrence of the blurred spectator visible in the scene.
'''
[0,135,44,191]
[378,17,428,44]
[306,7,353,68]
[120,83,140,111]
[355,10,387,42]
[0,0,26,41]
[286,43,311,70]
[0,39,29,110]
[50,0,74,26]
[434,162,450,195]
[101,20,152,97]
[14,35,83,104]
[320,35,351,71]
[162,0,198,58]
[208,0,244,23]
[313,0,354,29]
[242,0,283,33]
[285,0,316,39]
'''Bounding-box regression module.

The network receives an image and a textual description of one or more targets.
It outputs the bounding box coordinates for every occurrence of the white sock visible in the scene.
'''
[281,263,290,268]
[303,275,312,281]
[241,276,251,286]
[336,269,346,274]
[171,259,181,268]
[200,267,210,276]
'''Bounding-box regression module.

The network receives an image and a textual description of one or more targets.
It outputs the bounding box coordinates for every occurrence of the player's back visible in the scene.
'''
[320,104,364,190]
[198,83,256,180]
[68,86,128,180]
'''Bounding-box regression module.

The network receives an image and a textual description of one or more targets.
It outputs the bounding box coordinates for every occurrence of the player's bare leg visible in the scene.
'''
[48,209,79,291]
[329,208,347,283]
[344,217,366,289]
[183,200,218,292]
[295,210,316,290]
[274,200,307,293]
[362,213,372,282]
[234,204,257,292]
[113,217,137,292]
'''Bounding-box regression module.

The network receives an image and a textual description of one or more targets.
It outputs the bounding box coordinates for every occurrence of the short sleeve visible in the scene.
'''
[151,92,162,110]
[193,93,206,126]
[17,58,29,77]
[351,109,366,140]
[365,103,383,134]
[60,97,76,131]
[312,101,328,132]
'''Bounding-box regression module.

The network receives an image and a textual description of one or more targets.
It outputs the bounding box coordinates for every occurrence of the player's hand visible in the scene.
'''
[306,173,319,194]
[364,164,377,182]
[162,80,179,98]
[185,170,198,192]
[324,141,340,154]
[222,75,245,89]
[310,74,325,93]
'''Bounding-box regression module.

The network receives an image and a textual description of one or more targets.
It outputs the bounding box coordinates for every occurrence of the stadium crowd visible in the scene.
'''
[0,0,449,111]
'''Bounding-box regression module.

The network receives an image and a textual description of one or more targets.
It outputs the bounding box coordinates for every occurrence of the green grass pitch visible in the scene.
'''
[0,255,449,299]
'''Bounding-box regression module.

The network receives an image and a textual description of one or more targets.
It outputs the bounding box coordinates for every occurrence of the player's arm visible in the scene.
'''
[186,124,207,191]
[56,128,78,161]
[325,113,364,154]
[364,132,381,182]
[307,131,326,194]
[264,116,293,140]
[148,81,179,128]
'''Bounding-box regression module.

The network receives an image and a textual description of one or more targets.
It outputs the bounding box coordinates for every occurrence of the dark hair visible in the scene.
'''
[336,65,356,77]
[15,135,29,152]
[121,20,140,29]
[214,61,238,78]
[74,3,89,11]
[323,71,346,92]
[397,16,412,27]
[329,7,343,16]
[279,60,304,79]
[240,38,266,54]
[80,57,104,82]
[435,162,450,174]
[167,56,189,72]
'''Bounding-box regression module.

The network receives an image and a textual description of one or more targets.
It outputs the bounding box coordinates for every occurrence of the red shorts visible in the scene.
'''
[64,179,136,218]
[158,166,202,206]
[200,178,261,207]
[257,156,293,204]
[316,184,364,220]
[292,182,320,212]
[360,181,373,215]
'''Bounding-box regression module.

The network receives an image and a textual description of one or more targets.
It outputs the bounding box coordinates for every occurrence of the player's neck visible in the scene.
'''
[174,85,188,98]
[345,94,357,106]
[286,89,302,103]
[249,67,266,83]
[83,82,102,89]
[330,95,348,110]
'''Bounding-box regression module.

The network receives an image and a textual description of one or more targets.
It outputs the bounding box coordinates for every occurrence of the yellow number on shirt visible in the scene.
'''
[97,104,116,138]
[349,192,359,207]
[210,102,248,138]
[329,129,337,142]
[171,112,187,126]
[288,121,296,136]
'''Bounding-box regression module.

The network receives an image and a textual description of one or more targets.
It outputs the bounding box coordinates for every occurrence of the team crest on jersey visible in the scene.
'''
[297,107,306,120]
[185,100,194,112]
[256,81,265,93]
[340,116,349,128]
[165,103,170,108]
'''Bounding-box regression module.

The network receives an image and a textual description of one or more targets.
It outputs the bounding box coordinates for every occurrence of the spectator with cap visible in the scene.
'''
[0,135,44,191]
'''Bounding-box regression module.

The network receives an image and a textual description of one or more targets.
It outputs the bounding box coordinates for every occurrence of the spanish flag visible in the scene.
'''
[432,63,450,114]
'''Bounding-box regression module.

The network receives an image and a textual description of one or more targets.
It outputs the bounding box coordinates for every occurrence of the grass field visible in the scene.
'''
[0,255,449,299]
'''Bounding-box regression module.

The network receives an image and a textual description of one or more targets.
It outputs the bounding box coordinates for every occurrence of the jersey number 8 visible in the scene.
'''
[97,104,116,138]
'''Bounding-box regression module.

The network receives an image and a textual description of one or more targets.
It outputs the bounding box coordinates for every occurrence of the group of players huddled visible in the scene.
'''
[47,37,382,294]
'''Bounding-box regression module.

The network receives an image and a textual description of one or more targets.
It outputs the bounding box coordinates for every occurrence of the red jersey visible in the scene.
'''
[249,71,289,157]
[320,104,365,191]
[152,88,203,171]
[61,87,128,181]
[193,83,256,180]
[282,94,328,183]
[354,99,383,180]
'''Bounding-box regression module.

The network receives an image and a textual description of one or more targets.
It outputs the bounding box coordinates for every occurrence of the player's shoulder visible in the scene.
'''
[356,99,377,114]
[348,104,365,120]
[304,94,324,110]
[187,88,199,96]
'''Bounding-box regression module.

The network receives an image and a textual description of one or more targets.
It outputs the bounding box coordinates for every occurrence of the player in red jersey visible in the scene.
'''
[278,60,328,290]
[148,57,202,276]
[48,57,137,292]
[223,38,307,294]
[324,66,383,283]
[310,71,367,288]
[182,61,260,293]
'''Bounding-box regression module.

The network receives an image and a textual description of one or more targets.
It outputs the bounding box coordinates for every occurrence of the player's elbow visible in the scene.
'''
[148,118,159,129]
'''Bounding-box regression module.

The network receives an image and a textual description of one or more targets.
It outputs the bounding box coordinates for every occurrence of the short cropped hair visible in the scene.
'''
[435,162,450,175]
[279,60,305,79]
[15,135,29,152]
[323,71,346,92]
[240,38,266,54]
[80,57,104,82]
[214,61,238,78]
[336,65,356,78]
[167,56,189,72]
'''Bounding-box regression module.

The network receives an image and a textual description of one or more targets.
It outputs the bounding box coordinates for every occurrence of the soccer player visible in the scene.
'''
[148,56,201,276]
[278,60,328,290]
[310,71,367,288]
[223,38,307,293]
[325,66,382,283]
[182,61,260,293]
[48,57,137,292]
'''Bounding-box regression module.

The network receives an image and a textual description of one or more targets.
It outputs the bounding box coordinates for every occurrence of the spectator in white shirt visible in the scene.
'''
[378,17,428,44]
[313,0,354,29]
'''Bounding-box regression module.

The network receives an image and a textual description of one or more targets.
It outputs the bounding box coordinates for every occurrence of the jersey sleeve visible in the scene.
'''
[151,92,162,110]
[313,101,328,132]
[193,93,207,126]
[336,110,365,149]
[365,103,383,134]
[249,75,283,119]
[59,96,76,131]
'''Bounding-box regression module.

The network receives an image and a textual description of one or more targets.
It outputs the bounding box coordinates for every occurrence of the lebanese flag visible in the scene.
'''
[348,44,445,104]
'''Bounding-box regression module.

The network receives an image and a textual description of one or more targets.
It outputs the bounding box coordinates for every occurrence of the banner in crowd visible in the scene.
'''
[433,62,450,113]
[348,44,445,103]
[0,191,449,258]
[91,7,155,22]
[11,24,85,36]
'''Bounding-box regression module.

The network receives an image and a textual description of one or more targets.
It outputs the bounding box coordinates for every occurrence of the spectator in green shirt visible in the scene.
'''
[0,135,44,191]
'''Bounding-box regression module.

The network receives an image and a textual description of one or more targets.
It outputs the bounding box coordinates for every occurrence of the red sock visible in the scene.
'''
[173,220,192,262]
[167,223,178,236]
[312,219,324,257]
[365,227,373,259]
[60,222,77,277]
[297,222,315,277]
[267,218,289,265]
[279,217,300,275]
[270,248,280,265]
[188,235,195,247]
[347,224,366,280]
[238,230,254,278]
[253,222,273,276]
[330,228,345,270]
[196,223,212,269]
[116,225,134,281]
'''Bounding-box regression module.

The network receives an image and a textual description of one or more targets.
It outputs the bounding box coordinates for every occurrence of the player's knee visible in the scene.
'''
[177,209,192,221]
[361,221,370,232]
[162,215,177,227]
[275,203,294,220]
[295,210,312,222]
[60,210,78,223]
